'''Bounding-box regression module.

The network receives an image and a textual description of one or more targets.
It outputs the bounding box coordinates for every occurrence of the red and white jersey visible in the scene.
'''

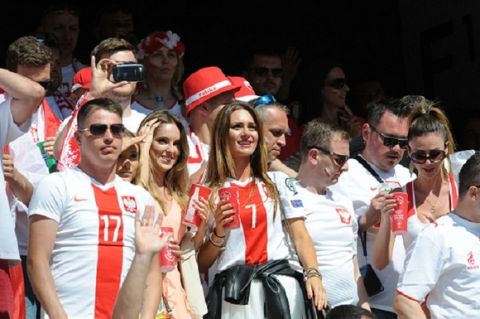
[277,174,359,307]
[187,129,210,177]
[28,167,156,319]
[328,156,414,312]
[209,173,289,277]
[397,213,480,319]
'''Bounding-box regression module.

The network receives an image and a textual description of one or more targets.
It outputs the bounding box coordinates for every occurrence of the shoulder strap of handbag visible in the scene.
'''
[353,155,384,257]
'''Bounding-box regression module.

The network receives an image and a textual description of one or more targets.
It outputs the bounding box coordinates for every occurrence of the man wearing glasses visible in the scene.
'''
[394,152,480,318]
[27,98,158,319]
[329,98,415,319]
[277,120,370,311]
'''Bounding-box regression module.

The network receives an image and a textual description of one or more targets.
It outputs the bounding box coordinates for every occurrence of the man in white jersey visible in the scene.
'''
[394,151,480,318]
[28,98,157,319]
[0,68,45,318]
[278,120,369,309]
[183,66,239,177]
[329,98,415,318]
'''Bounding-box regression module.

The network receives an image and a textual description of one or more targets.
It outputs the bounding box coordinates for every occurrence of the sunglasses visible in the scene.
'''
[253,67,283,78]
[253,94,277,108]
[409,149,446,164]
[78,123,125,138]
[37,80,53,91]
[325,78,347,90]
[370,125,408,149]
[309,145,349,167]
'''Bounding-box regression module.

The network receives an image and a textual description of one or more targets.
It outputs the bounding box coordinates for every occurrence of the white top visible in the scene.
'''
[28,168,156,318]
[277,174,359,308]
[123,102,146,133]
[8,106,50,255]
[328,156,414,312]
[131,100,189,130]
[187,129,210,177]
[209,173,289,277]
[397,213,480,319]
[0,93,27,260]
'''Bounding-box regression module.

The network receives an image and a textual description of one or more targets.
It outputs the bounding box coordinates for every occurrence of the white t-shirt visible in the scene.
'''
[123,102,146,133]
[8,105,50,256]
[397,213,480,319]
[131,100,189,130]
[187,129,210,177]
[277,175,359,308]
[328,156,413,312]
[0,93,27,260]
[28,167,156,318]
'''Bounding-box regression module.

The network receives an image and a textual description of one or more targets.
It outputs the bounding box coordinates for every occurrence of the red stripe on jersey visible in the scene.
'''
[187,144,203,164]
[93,184,124,319]
[239,181,268,265]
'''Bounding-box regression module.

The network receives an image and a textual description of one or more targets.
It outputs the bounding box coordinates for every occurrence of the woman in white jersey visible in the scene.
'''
[134,110,204,318]
[197,101,323,318]
[372,100,458,269]
[133,30,188,127]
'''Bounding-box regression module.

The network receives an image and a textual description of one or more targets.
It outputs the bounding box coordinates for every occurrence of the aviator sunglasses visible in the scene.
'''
[370,125,408,149]
[409,149,446,164]
[253,67,283,78]
[78,123,125,137]
[308,145,349,167]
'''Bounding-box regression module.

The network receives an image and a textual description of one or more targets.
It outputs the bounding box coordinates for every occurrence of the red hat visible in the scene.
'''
[184,66,240,115]
[228,76,259,102]
[71,67,92,93]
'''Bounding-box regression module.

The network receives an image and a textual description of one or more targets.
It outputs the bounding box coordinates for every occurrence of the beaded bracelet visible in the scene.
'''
[304,267,322,280]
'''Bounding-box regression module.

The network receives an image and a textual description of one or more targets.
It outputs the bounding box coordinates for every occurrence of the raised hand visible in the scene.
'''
[135,205,167,256]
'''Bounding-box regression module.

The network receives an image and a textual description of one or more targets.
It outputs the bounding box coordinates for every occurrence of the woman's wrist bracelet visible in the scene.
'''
[304,267,322,279]
[209,233,224,248]
[213,228,225,238]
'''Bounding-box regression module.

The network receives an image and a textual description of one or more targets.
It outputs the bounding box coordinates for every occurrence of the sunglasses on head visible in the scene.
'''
[253,67,283,78]
[370,125,408,149]
[409,149,446,164]
[253,94,277,108]
[325,78,347,90]
[309,145,349,167]
[37,80,53,91]
[78,123,125,138]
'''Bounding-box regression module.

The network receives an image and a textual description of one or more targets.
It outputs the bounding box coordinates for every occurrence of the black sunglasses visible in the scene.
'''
[409,149,446,164]
[370,125,408,149]
[309,145,349,167]
[325,78,347,90]
[78,123,125,138]
[253,67,283,78]
[253,94,277,108]
[37,80,53,91]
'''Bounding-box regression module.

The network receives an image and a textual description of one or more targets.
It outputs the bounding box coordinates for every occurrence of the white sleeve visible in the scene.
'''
[28,173,67,223]
[396,227,445,301]
[274,174,306,220]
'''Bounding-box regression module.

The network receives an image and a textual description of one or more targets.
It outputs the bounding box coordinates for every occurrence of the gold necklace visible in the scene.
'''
[424,196,437,215]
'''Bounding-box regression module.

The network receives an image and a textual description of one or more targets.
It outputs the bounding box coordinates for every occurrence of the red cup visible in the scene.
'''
[159,227,176,272]
[390,192,408,234]
[218,186,241,230]
[184,184,212,231]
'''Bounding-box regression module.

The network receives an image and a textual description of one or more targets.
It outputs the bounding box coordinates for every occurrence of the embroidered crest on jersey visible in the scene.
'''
[121,196,138,214]
[290,199,304,208]
[285,177,298,195]
[335,207,352,224]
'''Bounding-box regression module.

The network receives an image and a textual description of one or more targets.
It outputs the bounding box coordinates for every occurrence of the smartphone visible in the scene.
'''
[112,63,144,82]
